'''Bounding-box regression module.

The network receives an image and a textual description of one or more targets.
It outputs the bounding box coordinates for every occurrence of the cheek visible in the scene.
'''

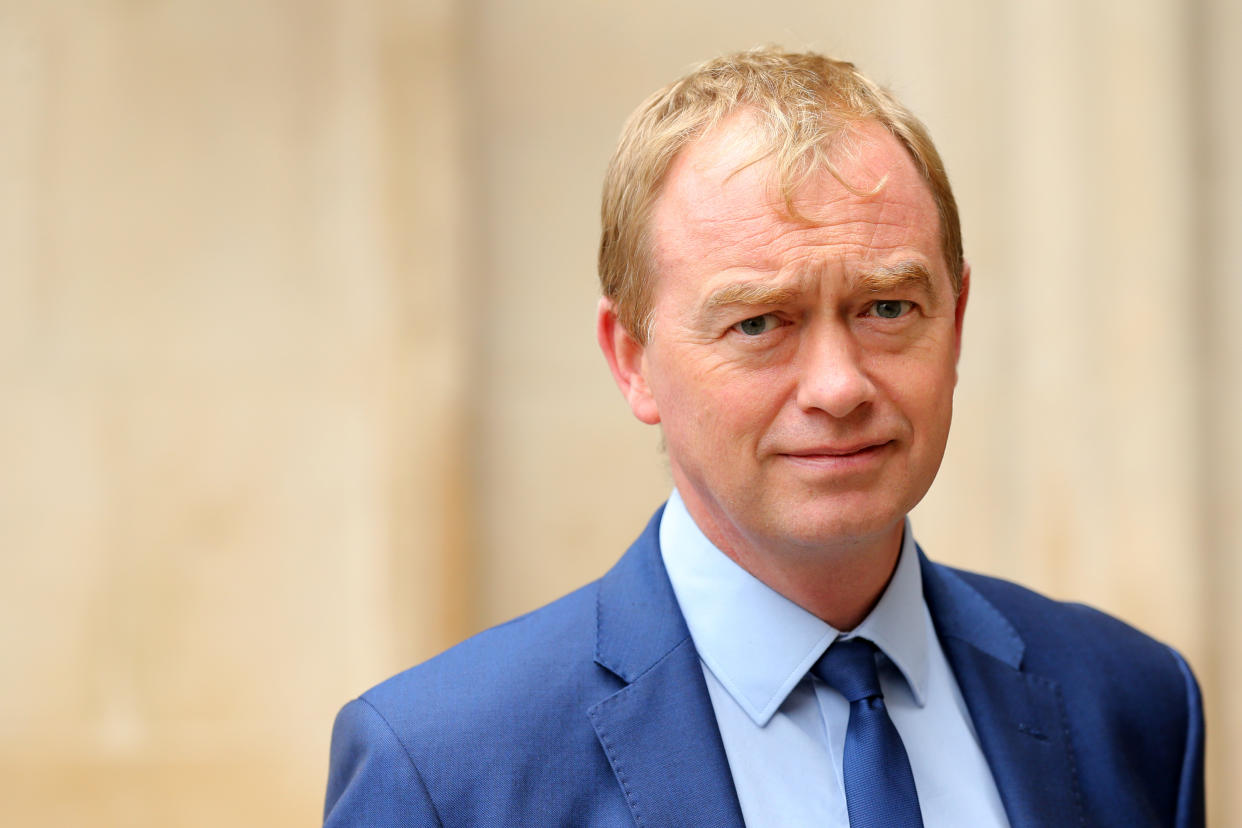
[650,340,795,448]
[663,373,777,454]
[875,354,957,434]
[705,365,789,421]
[911,375,957,450]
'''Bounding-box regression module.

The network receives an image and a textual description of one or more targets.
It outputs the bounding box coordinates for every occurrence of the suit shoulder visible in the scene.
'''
[328,576,630,822]
[943,565,1168,650]
[343,574,629,782]
[938,563,1195,699]
[362,577,606,717]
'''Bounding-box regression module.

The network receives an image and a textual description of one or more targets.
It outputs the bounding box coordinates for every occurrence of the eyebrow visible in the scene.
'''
[856,261,938,298]
[701,260,940,314]
[703,281,802,311]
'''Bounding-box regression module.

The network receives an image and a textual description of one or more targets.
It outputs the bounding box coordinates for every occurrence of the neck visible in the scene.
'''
[681,501,905,630]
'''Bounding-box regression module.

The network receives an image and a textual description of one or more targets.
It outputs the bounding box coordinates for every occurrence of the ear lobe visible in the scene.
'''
[596,297,661,425]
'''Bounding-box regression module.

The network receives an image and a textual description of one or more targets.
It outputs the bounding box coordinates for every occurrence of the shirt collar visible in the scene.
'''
[659,489,930,726]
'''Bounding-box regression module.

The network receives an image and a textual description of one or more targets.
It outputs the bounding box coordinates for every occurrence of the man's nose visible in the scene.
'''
[794,326,877,418]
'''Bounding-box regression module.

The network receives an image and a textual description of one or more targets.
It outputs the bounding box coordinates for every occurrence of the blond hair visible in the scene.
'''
[598,46,963,342]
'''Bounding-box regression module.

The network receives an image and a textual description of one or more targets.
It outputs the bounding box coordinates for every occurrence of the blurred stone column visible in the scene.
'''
[0,0,474,824]
[1198,0,1242,820]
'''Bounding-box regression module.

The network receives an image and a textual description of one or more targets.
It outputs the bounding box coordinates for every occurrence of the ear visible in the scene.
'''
[596,297,661,425]
[953,261,970,363]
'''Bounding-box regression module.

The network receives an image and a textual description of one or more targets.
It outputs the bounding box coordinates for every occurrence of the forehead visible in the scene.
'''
[649,115,944,291]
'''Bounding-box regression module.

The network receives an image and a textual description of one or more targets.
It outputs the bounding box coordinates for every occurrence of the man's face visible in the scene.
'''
[604,115,968,566]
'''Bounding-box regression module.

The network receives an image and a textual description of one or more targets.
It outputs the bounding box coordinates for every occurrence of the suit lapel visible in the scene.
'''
[920,554,1085,827]
[588,509,745,828]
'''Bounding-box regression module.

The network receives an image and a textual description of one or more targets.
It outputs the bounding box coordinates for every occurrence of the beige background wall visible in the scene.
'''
[1,1,1237,825]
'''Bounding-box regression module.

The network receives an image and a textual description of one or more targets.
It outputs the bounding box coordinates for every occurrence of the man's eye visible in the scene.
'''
[868,300,914,319]
[733,315,780,336]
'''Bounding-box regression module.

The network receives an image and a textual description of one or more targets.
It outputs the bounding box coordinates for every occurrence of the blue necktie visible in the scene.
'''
[812,637,924,828]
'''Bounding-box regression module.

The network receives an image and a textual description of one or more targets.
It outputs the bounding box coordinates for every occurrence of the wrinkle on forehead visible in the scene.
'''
[657,204,934,283]
[648,117,947,311]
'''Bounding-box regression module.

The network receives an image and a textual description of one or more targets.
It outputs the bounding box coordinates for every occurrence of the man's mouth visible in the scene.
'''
[783,440,892,458]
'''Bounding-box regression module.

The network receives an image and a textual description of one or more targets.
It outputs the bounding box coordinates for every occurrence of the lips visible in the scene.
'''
[781,440,893,457]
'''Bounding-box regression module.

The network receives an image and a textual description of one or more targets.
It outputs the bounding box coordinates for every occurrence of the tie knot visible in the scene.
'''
[812,637,883,702]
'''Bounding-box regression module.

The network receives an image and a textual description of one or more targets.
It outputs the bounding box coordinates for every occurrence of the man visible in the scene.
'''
[324,48,1204,826]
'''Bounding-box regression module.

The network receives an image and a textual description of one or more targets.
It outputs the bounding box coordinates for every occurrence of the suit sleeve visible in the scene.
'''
[1169,646,1206,828]
[324,697,443,827]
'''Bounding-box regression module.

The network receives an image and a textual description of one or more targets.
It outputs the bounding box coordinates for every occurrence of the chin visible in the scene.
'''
[760,500,907,553]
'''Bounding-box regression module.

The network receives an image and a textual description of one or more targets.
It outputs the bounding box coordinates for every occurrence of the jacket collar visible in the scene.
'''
[593,505,691,681]
[589,506,746,827]
[920,552,1086,827]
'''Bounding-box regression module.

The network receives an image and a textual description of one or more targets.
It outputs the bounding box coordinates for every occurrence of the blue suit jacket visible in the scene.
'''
[325,508,1205,826]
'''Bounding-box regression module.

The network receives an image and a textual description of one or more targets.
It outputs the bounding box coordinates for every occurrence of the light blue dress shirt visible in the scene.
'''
[659,490,1011,827]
